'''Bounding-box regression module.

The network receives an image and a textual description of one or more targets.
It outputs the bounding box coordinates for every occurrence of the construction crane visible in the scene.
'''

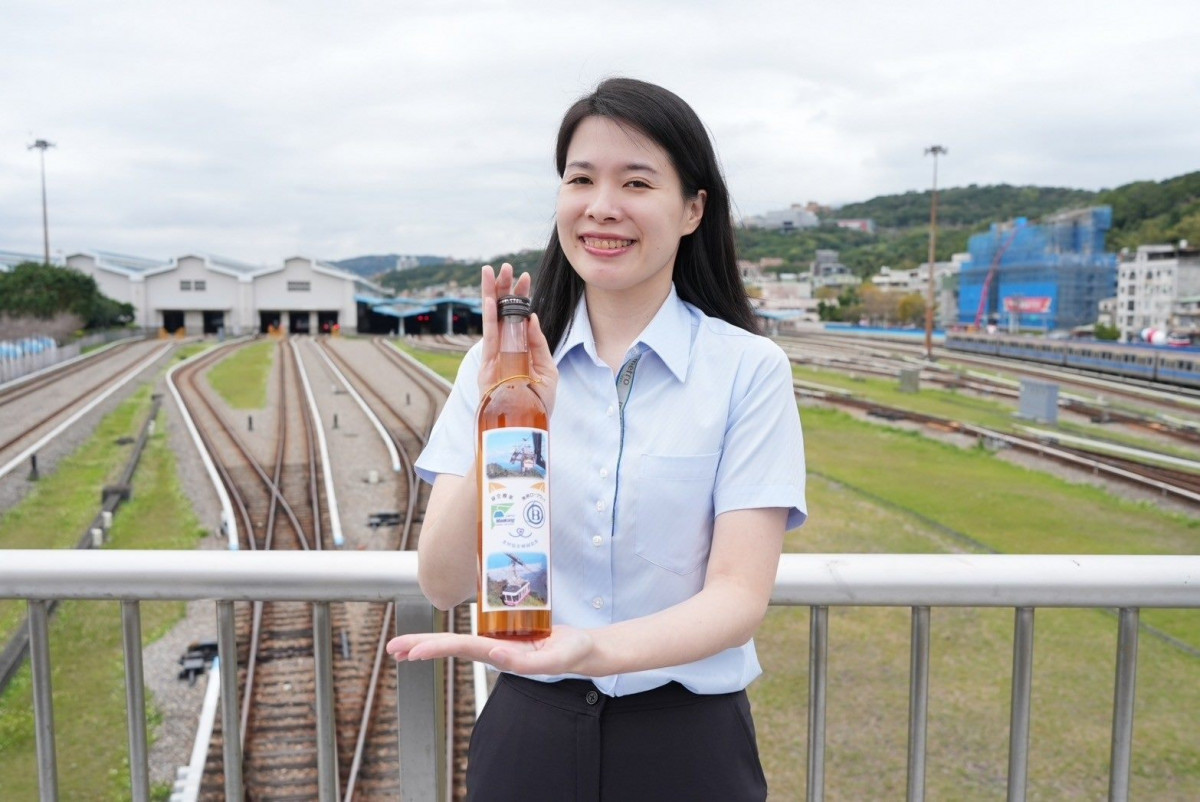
[973,221,1024,330]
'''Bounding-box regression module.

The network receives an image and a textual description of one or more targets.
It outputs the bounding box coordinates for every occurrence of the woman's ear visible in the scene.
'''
[682,189,707,235]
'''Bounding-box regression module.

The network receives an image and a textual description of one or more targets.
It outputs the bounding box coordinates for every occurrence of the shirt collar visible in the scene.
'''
[554,284,693,382]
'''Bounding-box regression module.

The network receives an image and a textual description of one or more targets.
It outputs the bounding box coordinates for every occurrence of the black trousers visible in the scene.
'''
[465,673,768,802]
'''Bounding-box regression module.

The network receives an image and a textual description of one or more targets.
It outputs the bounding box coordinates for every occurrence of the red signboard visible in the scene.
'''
[1003,296,1052,314]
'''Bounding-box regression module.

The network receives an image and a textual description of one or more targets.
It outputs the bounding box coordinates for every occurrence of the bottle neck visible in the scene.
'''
[498,315,531,376]
[499,315,529,355]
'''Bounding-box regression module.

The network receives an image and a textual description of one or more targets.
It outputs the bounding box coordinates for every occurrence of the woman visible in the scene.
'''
[388,77,806,801]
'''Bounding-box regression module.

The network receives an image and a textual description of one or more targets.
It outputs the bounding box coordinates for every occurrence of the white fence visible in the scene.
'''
[2,550,1198,801]
[0,329,142,384]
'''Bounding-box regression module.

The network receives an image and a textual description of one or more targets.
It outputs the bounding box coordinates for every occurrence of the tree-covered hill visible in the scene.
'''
[836,184,1099,229]
[377,250,543,293]
[368,172,1199,290]
[331,254,448,279]
[1100,171,1200,251]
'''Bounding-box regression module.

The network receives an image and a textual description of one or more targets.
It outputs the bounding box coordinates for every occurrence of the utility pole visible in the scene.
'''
[28,139,55,266]
[923,145,947,360]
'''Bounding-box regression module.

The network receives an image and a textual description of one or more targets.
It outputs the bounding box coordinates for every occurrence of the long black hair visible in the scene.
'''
[531,77,758,350]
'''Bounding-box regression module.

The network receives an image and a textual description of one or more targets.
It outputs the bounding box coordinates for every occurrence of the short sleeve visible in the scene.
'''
[414,343,482,484]
[712,342,807,530]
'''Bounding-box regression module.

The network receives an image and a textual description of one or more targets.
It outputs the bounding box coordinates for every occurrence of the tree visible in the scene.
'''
[0,262,133,330]
[897,293,927,326]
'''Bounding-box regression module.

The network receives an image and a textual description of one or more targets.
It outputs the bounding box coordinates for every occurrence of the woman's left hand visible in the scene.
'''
[387,625,596,675]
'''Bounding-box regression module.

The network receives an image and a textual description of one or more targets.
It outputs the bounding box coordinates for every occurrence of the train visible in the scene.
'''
[943,331,1200,389]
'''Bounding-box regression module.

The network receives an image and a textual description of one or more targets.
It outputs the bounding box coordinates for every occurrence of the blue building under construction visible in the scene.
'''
[958,207,1118,332]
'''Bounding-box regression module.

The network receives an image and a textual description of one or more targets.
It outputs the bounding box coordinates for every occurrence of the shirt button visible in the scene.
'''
[606,405,614,416]
[595,500,605,512]
[599,467,609,478]
[591,535,602,547]
[585,690,599,705]
[592,596,604,609]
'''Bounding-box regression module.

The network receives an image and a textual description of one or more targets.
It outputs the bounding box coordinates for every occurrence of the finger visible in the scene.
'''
[496,262,515,298]
[527,313,558,407]
[513,271,532,298]
[481,265,498,361]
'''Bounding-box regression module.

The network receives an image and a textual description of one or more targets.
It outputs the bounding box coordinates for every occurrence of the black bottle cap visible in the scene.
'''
[497,295,532,318]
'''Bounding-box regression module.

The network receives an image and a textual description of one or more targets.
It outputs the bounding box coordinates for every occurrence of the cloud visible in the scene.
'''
[1,0,1198,263]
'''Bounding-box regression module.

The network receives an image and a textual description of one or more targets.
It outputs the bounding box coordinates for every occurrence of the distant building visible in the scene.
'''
[1115,242,1200,342]
[810,250,858,290]
[869,266,913,291]
[834,219,876,235]
[1097,297,1118,328]
[958,207,1118,331]
[1174,296,1200,339]
[742,205,820,231]
[66,250,383,335]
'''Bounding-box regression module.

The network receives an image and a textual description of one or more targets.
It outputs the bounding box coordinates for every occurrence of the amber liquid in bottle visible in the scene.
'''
[476,297,552,639]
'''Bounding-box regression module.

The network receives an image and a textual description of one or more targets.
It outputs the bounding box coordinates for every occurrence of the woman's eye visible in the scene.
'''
[566,176,592,185]
[626,180,650,189]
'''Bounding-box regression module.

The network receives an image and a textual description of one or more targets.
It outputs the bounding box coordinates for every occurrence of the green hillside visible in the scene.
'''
[370,172,1199,290]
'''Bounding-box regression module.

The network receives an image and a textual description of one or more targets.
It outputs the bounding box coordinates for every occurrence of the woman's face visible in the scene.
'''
[556,115,705,305]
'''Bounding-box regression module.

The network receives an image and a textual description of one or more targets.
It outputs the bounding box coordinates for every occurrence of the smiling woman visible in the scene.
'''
[388,77,806,802]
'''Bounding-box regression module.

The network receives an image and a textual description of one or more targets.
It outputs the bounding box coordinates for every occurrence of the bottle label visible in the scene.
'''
[480,427,551,613]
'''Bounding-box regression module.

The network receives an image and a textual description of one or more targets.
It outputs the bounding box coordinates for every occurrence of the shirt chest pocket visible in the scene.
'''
[632,452,720,575]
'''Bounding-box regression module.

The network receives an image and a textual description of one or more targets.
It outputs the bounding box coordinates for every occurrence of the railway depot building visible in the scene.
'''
[66,251,383,335]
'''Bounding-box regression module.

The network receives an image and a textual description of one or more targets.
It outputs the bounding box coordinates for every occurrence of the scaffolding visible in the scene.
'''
[959,207,1118,331]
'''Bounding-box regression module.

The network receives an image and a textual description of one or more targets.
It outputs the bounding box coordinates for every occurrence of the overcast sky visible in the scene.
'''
[2,0,1197,266]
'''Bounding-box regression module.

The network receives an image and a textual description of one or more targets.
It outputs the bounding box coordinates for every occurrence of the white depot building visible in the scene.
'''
[65,251,385,335]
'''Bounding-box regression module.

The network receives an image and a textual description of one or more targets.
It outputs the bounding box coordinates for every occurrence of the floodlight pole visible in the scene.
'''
[28,139,55,266]
[923,145,947,360]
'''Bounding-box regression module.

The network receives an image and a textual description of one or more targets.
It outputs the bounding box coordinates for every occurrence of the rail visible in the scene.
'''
[2,550,1199,801]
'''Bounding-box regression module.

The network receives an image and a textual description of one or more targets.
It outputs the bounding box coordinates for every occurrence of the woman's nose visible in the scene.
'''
[586,184,621,222]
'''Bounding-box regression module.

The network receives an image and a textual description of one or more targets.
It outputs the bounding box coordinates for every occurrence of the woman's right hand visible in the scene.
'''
[479,263,558,415]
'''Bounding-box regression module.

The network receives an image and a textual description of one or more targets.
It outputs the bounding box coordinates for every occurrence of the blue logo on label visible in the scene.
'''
[524,501,546,528]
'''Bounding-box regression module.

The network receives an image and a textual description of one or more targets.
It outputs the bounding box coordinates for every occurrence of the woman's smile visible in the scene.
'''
[580,235,636,255]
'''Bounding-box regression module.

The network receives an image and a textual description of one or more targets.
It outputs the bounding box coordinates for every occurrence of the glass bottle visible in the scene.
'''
[476,295,551,639]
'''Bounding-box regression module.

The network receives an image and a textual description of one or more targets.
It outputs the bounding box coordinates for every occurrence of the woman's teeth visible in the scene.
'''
[583,238,633,250]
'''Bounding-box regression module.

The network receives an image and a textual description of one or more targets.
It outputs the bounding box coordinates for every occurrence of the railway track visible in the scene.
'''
[175,338,343,798]
[0,339,140,408]
[0,340,164,463]
[316,337,481,800]
[796,384,1200,507]
[780,334,1200,448]
[173,334,461,798]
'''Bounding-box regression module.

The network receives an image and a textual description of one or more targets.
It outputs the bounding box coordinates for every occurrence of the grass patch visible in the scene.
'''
[0,397,208,801]
[751,407,1200,800]
[393,339,462,384]
[0,386,157,636]
[206,339,274,409]
[794,363,1200,463]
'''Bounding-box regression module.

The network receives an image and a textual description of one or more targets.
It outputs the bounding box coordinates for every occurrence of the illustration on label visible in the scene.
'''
[481,427,550,612]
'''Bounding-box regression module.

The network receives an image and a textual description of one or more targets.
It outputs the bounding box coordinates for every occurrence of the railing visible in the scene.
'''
[2,550,1198,802]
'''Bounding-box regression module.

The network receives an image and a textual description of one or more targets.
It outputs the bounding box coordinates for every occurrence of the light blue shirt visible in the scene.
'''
[416,285,807,696]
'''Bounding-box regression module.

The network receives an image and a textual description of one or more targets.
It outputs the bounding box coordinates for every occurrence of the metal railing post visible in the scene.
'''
[313,601,341,802]
[907,606,930,802]
[28,599,58,802]
[121,600,150,801]
[217,600,244,800]
[807,605,828,802]
[1007,607,1035,802]
[395,597,443,801]
[1109,608,1140,802]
